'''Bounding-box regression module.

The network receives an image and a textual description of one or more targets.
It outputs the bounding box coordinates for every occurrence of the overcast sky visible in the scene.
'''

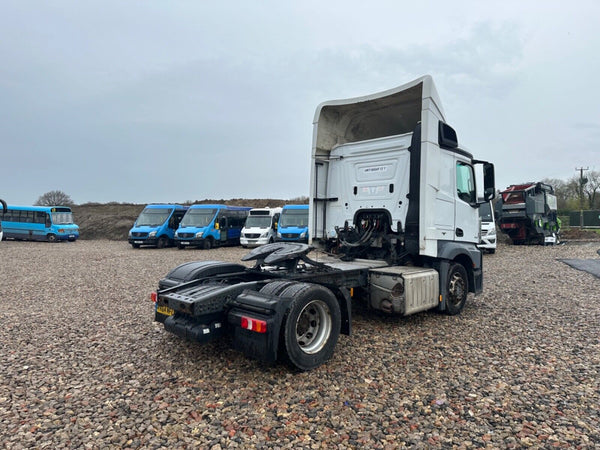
[1,1,599,205]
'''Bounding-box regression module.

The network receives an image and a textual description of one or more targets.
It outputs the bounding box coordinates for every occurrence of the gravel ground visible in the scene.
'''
[1,240,599,449]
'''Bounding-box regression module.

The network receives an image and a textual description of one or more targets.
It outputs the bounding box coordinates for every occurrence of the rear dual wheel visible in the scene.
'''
[260,282,341,371]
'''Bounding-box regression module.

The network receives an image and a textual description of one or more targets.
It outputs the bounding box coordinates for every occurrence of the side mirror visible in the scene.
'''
[0,199,6,214]
[473,160,495,203]
[483,162,495,202]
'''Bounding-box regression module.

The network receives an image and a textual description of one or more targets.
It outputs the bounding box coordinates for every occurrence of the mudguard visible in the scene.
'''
[159,260,247,289]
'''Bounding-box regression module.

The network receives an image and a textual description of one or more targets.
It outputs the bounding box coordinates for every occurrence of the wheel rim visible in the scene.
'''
[295,300,332,354]
[448,271,466,306]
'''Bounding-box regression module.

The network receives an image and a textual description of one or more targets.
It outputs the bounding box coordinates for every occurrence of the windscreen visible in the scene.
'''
[280,210,308,228]
[478,202,492,221]
[51,211,75,225]
[245,216,271,228]
[180,209,217,228]
[136,208,171,227]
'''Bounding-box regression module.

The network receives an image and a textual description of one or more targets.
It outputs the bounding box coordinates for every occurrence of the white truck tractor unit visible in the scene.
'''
[152,76,495,370]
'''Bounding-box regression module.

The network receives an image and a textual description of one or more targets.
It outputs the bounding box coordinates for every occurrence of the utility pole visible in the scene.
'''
[576,167,589,229]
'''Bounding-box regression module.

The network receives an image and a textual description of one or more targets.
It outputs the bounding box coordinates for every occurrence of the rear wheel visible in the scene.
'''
[278,283,341,371]
[47,234,57,243]
[445,263,468,315]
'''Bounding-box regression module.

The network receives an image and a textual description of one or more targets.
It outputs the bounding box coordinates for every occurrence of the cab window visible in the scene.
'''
[456,162,476,204]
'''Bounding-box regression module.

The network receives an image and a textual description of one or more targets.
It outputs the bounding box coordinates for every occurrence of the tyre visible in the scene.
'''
[488,248,496,254]
[47,234,57,243]
[156,236,168,249]
[202,238,213,250]
[445,263,468,315]
[259,280,299,297]
[177,243,185,249]
[278,283,341,371]
[132,243,140,249]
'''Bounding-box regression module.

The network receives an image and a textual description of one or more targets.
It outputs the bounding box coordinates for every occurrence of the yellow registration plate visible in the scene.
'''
[157,305,175,316]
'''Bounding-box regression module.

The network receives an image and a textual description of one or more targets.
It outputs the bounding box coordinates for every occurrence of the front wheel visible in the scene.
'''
[47,234,57,243]
[278,283,341,371]
[156,236,169,249]
[202,238,213,250]
[445,263,468,315]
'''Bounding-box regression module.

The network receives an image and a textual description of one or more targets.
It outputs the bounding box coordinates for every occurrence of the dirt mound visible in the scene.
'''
[560,228,600,241]
[72,203,144,240]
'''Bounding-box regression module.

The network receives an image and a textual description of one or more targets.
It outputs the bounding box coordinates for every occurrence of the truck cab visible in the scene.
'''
[129,204,187,248]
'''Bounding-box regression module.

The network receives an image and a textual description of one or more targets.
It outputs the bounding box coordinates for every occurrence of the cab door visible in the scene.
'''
[454,159,479,244]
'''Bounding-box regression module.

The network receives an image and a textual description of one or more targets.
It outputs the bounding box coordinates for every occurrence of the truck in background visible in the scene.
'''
[240,207,281,248]
[128,204,187,248]
[175,204,251,249]
[496,182,559,245]
[478,200,497,253]
[152,76,495,370]
[276,204,308,243]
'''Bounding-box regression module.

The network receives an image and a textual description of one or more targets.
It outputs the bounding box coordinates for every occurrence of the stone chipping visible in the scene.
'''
[0,240,599,448]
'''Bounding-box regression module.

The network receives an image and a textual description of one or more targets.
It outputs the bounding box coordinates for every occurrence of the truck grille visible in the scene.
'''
[131,232,148,238]
[244,233,261,238]
[282,233,298,239]
[178,233,195,238]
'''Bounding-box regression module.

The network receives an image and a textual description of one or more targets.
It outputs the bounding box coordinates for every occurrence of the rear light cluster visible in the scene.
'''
[150,292,158,303]
[241,316,267,333]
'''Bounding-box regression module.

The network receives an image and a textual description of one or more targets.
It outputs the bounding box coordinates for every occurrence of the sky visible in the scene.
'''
[1,1,599,205]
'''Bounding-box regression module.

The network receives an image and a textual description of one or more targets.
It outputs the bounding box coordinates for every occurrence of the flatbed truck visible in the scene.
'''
[152,76,495,370]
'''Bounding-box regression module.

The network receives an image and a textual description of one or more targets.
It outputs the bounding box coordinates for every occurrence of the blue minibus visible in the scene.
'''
[175,204,251,249]
[1,205,79,242]
[128,204,188,249]
[276,204,309,243]
[0,199,6,241]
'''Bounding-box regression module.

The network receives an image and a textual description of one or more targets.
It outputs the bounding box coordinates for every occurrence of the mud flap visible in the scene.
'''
[227,290,292,363]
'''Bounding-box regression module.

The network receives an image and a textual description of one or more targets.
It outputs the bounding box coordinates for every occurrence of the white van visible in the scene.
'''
[240,207,281,247]
[478,200,497,253]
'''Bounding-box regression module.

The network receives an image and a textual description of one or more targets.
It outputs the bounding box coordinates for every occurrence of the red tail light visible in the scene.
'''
[241,316,267,333]
[150,292,158,303]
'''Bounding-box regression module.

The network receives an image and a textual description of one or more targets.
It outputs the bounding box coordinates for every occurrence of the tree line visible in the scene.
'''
[540,170,600,212]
